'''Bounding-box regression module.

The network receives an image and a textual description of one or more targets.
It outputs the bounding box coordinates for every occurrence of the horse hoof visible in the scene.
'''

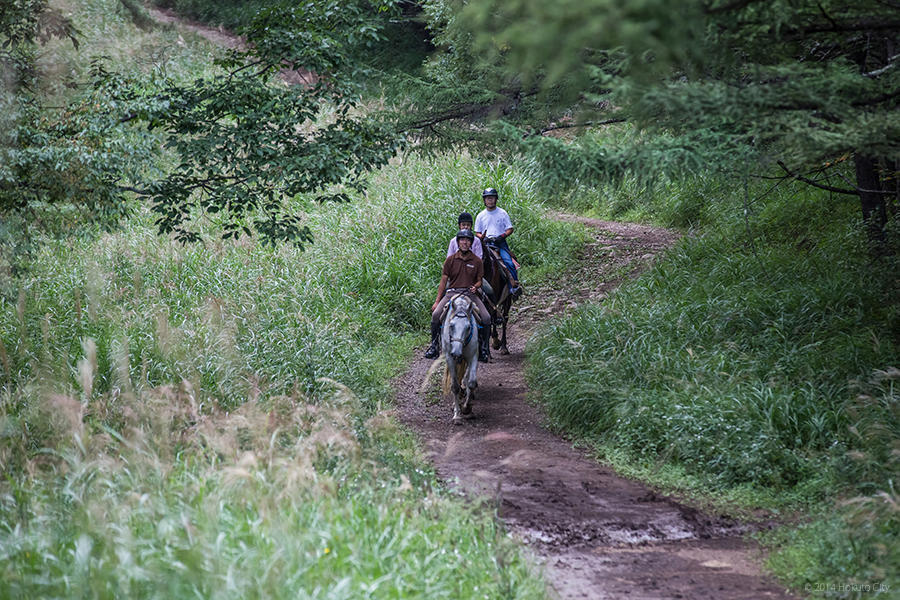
[461,403,472,415]
[452,416,464,425]
[501,347,510,355]
[491,339,501,350]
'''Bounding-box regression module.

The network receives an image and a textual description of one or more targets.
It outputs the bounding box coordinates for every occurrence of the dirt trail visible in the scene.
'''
[396,217,793,599]
[147,6,315,85]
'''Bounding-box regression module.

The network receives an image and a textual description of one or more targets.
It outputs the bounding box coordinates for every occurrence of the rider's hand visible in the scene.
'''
[431,301,438,312]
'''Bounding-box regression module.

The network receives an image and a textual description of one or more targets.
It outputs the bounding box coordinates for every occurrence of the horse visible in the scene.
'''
[440,293,479,424]
[481,240,514,355]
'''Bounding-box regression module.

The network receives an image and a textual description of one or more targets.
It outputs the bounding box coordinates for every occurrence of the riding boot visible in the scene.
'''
[478,327,490,362]
[424,322,441,359]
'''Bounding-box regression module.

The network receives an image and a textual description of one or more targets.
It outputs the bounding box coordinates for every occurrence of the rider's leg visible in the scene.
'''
[472,295,491,325]
[477,325,490,362]
[496,240,520,295]
[424,295,450,359]
[471,295,492,362]
[498,246,518,282]
[424,320,441,359]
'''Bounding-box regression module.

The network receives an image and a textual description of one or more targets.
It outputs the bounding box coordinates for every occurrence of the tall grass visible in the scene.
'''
[0,152,580,597]
[528,177,899,593]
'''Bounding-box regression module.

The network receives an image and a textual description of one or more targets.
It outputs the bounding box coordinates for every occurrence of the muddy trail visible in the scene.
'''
[148,12,792,597]
[396,217,793,600]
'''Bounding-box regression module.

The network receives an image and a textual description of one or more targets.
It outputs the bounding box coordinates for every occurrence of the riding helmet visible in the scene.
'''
[481,187,499,198]
[458,212,473,226]
[456,229,475,241]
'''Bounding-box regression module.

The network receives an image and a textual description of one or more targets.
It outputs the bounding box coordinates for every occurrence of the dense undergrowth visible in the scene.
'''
[0,151,578,598]
[529,174,899,595]
[0,2,582,596]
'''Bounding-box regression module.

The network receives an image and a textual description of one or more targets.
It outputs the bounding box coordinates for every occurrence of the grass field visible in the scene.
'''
[1,2,583,596]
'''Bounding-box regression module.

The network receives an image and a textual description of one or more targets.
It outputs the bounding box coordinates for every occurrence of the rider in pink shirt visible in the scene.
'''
[446,212,483,259]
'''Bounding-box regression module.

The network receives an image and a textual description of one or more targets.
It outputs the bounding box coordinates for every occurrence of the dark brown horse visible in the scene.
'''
[481,240,514,356]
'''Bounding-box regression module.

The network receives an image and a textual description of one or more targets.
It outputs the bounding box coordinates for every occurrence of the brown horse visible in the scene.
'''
[481,240,514,355]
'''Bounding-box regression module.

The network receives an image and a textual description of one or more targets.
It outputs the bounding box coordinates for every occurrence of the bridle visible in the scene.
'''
[447,295,475,347]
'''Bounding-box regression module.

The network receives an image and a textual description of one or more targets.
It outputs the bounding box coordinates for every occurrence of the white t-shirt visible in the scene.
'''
[474,207,513,238]
[446,236,483,259]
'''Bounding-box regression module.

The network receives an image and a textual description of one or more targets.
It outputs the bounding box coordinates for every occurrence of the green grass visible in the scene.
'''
[527,176,899,594]
[1,4,584,596]
[0,149,580,598]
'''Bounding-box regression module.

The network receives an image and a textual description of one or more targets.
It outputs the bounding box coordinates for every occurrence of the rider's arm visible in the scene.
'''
[470,260,484,293]
[500,227,513,240]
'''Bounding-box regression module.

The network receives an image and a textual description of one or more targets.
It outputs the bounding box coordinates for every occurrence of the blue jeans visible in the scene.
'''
[494,239,518,284]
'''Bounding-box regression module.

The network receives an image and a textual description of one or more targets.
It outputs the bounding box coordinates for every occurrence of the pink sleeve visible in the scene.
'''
[474,238,483,259]
[447,238,458,258]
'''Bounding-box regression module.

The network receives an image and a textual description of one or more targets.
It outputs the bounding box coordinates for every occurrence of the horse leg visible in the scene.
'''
[500,301,510,355]
[446,356,463,424]
[491,320,501,350]
[461,357,478,416]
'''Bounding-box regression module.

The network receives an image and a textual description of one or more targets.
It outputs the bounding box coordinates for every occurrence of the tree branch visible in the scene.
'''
[776,161,858,195]
[525,118,626,137]
[703,0,766,14]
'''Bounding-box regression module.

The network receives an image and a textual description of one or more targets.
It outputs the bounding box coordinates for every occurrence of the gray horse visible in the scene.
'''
[441,294,479,424]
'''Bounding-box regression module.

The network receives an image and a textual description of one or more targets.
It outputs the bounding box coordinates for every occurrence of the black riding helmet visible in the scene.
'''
[456,229,475,241]
[458,212,473,226]
[481,188,499,198]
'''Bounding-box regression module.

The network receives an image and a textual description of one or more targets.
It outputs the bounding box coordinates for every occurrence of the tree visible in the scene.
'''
[1,0,403,255]
[124,0,405,245]
[395,0,899,243]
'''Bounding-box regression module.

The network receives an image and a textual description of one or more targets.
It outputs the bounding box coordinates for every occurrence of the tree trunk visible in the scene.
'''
[854,153,887,246]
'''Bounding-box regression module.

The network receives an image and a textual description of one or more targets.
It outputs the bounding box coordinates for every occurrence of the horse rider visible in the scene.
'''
[446,212,483,259]
[424,229,492,362]
[474,188,521,298]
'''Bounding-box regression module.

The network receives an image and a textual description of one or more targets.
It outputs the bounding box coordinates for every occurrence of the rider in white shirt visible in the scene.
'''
[474,188,521,297]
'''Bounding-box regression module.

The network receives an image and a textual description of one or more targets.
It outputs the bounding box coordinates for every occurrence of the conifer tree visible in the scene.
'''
[396,0,899,243]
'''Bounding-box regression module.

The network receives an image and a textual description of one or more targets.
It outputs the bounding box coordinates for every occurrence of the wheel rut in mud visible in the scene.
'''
[396,217,793,600]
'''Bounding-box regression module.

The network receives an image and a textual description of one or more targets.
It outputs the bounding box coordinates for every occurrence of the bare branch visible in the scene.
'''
[776,161,858,195]
[535,118,626,136]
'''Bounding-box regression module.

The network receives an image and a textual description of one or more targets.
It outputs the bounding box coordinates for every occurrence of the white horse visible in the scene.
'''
[441,294,479,424]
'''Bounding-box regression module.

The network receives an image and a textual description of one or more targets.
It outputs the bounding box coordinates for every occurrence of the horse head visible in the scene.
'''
[445,295,475,360]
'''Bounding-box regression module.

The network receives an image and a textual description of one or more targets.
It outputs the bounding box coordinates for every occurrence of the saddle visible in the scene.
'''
[438,290,483,325]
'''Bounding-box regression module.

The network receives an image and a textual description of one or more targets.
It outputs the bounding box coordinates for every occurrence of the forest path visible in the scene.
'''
[396,216,794,599]
[145,10,791,597]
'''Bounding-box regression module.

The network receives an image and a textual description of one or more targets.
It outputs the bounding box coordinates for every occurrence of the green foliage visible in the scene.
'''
[0,383,544,599]
[150,0,273,29]
[394,0,899,236]
[528,179,897,489]
[527,176,898,588]
[0,153,577,597]
[0,0,227,281]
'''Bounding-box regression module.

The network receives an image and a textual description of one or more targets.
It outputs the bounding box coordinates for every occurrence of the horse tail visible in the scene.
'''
[455,358,468,383]
[441,364,452,396]
[440,358,470,396]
